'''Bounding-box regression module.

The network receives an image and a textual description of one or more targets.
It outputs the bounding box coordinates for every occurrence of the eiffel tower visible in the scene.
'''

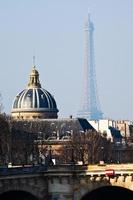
[78,14,103,120]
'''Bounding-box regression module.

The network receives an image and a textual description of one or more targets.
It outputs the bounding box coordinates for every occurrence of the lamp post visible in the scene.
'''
[71,147,75,165]
[116,146,120,164]
[48,145,54,166]
[101,146,104,164]
[80,146,84,165]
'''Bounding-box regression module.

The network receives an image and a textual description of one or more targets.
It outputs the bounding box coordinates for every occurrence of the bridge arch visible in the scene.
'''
[0,190,39,200]
[81,186,133,200]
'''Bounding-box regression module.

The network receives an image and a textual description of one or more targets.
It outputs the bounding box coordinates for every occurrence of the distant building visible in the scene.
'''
[115,120,133,138]
[10,63,95,165]
[89,119,132,144]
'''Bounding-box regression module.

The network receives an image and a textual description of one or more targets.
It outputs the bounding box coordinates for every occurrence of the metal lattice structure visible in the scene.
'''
[78,14,103,120]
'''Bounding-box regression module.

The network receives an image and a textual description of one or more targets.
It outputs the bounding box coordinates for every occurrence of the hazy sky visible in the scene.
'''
[0,0,133,120]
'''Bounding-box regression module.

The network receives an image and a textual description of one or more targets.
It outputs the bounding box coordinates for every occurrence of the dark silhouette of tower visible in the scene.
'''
[78,14,103,120]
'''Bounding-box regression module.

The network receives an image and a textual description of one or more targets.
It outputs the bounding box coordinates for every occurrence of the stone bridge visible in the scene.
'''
[0,164,132,199]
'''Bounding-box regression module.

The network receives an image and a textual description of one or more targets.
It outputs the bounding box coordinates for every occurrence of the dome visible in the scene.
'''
[12,88,58,111]
[11,65,59,119]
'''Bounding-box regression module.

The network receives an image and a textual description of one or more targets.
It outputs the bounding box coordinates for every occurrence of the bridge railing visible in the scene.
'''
[0,165,47,176]
[0,164,133,176]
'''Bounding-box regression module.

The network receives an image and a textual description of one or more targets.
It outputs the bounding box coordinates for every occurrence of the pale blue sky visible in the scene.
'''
[0,0,133,120]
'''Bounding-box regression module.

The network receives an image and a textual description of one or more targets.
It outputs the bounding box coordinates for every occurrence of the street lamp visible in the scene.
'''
[80,146,84,165]
[101,146,104,164]
[71,147,75,165]
[116,146,121,164]
[47,145,54,166]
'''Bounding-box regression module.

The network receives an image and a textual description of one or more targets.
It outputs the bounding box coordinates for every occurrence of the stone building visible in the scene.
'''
[10,64,96,165]
[89,119,133,143]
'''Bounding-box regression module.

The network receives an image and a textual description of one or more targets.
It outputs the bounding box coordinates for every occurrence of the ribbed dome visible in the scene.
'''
[11,65,59,119]
[12,88,58,112]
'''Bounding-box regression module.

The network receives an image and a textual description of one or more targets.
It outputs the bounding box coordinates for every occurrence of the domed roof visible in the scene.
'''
[11,65,59,119]
[12,88,58,112]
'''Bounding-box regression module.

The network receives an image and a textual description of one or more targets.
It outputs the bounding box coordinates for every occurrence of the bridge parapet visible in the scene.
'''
[0,164,132,200]
[46,164,133,199]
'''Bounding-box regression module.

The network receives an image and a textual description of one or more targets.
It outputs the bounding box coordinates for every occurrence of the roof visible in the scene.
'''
[109,126,122,138]
[11,118,94,139]
[12,88,58,112]
[78,118,94,131]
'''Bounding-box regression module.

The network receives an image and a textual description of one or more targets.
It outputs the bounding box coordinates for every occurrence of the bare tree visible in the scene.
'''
[0,114,11,165]
[58,130,103,165]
